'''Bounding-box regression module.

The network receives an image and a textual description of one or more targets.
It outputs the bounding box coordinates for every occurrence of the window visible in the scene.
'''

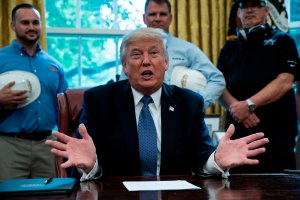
[286,0,300,56]
[45,0,300,89]
[288,0,300,25]
[45,0,146,88]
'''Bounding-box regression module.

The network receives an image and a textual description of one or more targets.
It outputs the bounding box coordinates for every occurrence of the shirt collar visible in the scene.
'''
[131,87,162,109]
[12,40,42,55]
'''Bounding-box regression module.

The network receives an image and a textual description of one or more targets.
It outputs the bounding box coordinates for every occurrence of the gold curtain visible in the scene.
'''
[169,0,232,120]
[0,0,46,49]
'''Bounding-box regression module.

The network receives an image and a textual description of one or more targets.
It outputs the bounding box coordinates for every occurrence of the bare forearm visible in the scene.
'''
[220,89,237,109]
[250,73,294,107]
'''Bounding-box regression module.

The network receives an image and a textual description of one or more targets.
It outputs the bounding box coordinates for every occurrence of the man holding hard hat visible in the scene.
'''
[0,3,68,181]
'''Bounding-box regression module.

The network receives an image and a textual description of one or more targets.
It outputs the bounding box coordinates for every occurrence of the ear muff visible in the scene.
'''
[237,25,266,41]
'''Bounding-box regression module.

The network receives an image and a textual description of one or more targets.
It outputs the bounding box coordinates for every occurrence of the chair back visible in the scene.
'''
[55,88,88,177]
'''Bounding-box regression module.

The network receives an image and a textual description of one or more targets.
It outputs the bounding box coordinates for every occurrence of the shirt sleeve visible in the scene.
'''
[78,157,103,182]
[277,33,300,79]
[186,45,226,108]
[200,151,230,179]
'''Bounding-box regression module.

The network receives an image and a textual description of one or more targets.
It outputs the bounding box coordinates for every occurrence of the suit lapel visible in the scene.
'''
[114,82,139,158]
[160,84,179,161]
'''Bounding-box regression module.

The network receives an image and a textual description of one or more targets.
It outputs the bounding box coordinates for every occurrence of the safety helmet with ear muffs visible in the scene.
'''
[237,24,266,41]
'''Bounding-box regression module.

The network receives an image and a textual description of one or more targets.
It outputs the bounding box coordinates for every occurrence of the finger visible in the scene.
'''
[60,160,74,169]
[251,113,260,123]
[3,81,15,89]
[79,123,91,140]
[242,115,254,126]
[12,95,28,103]
[245,120,255,128]
[45,139,56,146]
[45,139,66,151]
[51,148,69,158]
[243,121,250,129]
[253,116,260,124]
[247,138,269,150]
[243,132,265,144]
[244,159,259,165]
[223,124,235,140]
[52,131,72,143]
[248,116,258,126]
[12,90,28,96]
[247,147,266,158]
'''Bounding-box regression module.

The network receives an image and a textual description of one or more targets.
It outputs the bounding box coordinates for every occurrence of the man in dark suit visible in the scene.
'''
[46,28,268,181]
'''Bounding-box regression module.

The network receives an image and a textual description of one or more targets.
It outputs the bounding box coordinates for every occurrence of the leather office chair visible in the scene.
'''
[55,88,88,177]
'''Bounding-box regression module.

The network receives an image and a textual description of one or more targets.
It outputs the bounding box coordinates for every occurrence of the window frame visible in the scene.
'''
[46,28,127,87]
[45,0,145,87]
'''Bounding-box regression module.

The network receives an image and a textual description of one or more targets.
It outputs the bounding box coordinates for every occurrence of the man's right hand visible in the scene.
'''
[0,82,27,105]
[242,113,260,128]
[45,123,97,174]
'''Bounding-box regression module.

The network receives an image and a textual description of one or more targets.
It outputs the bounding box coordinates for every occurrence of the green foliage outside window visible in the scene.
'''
[290,0,300,22]
[289,0,300,56]
[45,0,145,88]
[45,0,300,88]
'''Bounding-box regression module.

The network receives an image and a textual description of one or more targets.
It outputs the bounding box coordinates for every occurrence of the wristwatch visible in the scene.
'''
[246,98,256,112]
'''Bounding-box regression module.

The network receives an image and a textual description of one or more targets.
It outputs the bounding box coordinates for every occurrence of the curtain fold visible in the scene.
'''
[0,0,46,49]
[170,0,233,116]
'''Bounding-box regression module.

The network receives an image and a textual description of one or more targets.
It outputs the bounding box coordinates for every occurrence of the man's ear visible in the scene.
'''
[170,14,173,23]
[122,60,128,75]
[264,6,270,18]
[164,57,169,71]
[11,21,15,31]
[143,14,146,24]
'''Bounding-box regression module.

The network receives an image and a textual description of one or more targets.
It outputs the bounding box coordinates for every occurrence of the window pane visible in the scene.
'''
[46,0,77,28]
[80,37,121,86]
[80,0,145,29]
[47,35,121,88]
[116,0,146,30]
[46,0,146,29]
[47,36,80,87]
[290,29,300,57]
[290,0,300,22]
[80,0,113,29]
[46,0,146,88]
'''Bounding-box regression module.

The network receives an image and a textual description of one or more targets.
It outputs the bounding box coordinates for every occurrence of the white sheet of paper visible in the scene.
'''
[122,180,201,191]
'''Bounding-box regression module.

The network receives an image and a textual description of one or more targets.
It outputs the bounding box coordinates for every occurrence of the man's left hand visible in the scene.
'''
[214,124,269,170]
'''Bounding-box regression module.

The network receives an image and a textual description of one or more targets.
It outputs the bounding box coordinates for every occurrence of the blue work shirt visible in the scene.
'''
[120,33,225,108]
[0,40,68,133]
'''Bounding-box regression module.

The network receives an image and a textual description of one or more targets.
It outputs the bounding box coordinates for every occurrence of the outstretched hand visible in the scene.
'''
[214,124,269,170]
[45,123,96,173]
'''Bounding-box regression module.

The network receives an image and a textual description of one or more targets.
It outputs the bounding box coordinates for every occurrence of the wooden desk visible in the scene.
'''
[3,174,300,200]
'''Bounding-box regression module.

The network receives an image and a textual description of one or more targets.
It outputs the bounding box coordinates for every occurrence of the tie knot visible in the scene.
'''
[141,96,153,105]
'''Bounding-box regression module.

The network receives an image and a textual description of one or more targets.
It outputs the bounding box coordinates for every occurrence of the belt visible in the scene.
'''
[0,131,52,141]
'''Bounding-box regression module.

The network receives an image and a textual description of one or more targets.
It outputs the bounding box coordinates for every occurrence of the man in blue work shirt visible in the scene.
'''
[0,3,68,180]
[120,0,225,108]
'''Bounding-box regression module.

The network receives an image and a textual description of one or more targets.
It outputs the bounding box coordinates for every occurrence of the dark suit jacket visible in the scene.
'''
[79,80,215,176]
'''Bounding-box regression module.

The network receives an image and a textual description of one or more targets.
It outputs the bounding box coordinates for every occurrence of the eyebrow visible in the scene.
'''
[147,11,168,15]
[128,45,162,53]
